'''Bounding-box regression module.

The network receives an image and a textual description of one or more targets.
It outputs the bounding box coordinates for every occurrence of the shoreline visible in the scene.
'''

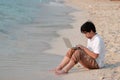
[46,0,120,80]
[45,2,88,56]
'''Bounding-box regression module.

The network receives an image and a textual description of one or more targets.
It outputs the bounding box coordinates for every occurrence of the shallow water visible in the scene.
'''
[0,0,74,80]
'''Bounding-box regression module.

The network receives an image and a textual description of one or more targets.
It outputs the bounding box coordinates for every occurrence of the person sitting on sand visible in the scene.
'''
[53,21,106,75]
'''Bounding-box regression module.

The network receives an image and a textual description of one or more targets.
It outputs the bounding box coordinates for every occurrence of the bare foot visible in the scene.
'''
[49,67,62,72]
[55,70,68,75]
[49,68,56,72]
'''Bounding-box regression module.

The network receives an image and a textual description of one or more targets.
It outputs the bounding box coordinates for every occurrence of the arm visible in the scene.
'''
[76,44,99,59]
[83,47,99,59]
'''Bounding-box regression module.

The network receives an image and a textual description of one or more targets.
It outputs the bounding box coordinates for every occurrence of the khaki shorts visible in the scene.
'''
[66,48,99,69]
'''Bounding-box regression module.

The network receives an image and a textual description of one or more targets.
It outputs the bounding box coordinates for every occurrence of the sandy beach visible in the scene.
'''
[46,0,120,80]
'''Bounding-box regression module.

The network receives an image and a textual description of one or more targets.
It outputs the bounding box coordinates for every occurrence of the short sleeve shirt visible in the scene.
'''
[87,34,106,68]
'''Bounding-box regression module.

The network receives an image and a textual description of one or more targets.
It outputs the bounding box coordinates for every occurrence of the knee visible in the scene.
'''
[66,48,75,58]
[68,48,72,52]
[70,48,75,52]
[71,50,81,64]
[74,50,80,55]
[71,50,80,59]
[73,50,82,59]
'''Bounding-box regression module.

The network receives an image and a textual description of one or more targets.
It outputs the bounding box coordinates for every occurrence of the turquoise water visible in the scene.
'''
[0,0,73,52]
[0,0,72,31]
[0,0,40,27]
[0,0,74,80]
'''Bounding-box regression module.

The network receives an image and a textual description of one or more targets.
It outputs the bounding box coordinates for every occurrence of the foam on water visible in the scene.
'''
[0,0,74,80]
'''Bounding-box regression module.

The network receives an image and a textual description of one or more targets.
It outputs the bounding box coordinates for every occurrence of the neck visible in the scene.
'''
[91,32,97,39]
[93,32,97,36]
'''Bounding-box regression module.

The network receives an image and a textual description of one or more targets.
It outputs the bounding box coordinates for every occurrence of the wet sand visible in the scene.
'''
[46,0,120,80]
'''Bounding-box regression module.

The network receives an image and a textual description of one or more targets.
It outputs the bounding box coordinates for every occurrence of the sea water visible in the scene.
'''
[0,0,74,80]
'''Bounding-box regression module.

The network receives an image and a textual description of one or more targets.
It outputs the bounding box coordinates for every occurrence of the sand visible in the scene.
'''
[45,0,120,80]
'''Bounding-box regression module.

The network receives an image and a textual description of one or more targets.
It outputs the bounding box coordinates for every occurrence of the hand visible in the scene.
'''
[76,44,85,49]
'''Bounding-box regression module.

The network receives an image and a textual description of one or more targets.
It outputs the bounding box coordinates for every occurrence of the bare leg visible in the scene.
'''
[55,56,70,70]
[62,60,75,72]
[55,50,80,75]
[55,60,75,75]
[53,48,76,71]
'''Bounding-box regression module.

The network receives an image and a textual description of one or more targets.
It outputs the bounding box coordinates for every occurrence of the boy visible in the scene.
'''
[54,21,106,75]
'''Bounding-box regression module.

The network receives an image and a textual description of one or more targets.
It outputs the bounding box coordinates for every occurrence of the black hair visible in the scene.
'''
[81,21,96,33]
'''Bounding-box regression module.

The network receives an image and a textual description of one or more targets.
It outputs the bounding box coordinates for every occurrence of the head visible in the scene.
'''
[80,21,96,39]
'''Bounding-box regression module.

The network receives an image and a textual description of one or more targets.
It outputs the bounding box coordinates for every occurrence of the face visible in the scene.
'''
[83,31,94,39]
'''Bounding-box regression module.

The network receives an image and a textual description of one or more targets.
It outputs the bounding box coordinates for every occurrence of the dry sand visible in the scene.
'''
[46,0,120,80]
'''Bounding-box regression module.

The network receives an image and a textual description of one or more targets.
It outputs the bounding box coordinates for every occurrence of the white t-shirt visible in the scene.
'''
[87,34,106,68]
